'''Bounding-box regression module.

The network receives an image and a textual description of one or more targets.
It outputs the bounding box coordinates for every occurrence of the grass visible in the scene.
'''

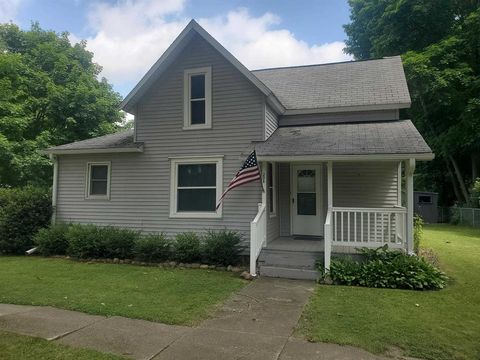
[298,224,480,360]
[0,257,246,325]
[0,331,124,360]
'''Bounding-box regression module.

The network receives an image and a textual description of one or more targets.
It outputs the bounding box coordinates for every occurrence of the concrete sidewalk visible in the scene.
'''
[0,278,389,360]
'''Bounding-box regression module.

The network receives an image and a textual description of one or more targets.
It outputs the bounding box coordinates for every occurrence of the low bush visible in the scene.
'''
[66,224,139,259]
[134,234,170,262]
[0,187,52,254]
[34,223,70,256]
[203,229,243,265]
[100,227,139,259]
[172,232,201,263]
[66,224,103,259]
[319,245,447,290]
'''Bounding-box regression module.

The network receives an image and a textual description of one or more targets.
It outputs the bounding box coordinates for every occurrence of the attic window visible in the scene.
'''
[184,67,212,129]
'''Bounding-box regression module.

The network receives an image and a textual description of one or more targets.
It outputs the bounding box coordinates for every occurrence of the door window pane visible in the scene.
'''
[178,164,216,186]
[297,193,316,215]
[297,170,315,192]
[177,189,216,211]
[191,100,206,124]
[190,74,205,99]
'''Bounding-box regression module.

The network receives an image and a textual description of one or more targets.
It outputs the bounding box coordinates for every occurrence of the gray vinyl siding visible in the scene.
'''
[265,105,278,139]
[279,109,399,127]
[56,33,265,244]
[278,163,291,236]
[332,162,399,207]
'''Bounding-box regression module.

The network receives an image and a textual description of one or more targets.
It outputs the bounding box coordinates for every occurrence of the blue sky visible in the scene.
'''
[2,0,352,97]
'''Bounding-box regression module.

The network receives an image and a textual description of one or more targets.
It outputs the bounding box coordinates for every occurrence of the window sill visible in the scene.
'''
[85,196,110,201]
[169,211,222,219]
[269,213,277,218]
[182,124,212,131]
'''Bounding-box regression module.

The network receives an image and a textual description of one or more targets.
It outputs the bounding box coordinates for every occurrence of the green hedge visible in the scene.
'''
[0,187,52,254]
[320,245,447,290]
[33,224,243,266]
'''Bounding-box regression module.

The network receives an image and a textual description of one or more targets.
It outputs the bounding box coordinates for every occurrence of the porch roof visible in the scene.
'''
[255,120,433,160]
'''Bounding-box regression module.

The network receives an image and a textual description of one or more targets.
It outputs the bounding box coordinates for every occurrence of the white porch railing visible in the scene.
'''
[324,209,333,270]
[331,207,407,248]
[250,202,266,276]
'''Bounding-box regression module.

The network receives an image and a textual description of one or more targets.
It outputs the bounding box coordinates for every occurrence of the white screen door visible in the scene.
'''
[291,165,322,236]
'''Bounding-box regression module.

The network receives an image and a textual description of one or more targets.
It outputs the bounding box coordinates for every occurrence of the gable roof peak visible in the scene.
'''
[121,19,284,115]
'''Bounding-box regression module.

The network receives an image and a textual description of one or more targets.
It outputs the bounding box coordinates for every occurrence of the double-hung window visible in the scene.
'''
[184,67,212,129]
[170,157,223,218]
[267,162,277,217]
[86,162,111,199]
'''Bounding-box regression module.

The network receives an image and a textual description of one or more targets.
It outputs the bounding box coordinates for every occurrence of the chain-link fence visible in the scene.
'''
[437,207,480,227]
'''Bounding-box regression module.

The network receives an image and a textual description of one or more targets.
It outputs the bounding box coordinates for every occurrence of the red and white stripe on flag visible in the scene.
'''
[216,151,260,210]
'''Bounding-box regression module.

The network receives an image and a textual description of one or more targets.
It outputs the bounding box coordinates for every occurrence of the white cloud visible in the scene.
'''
[0,0,22,23]
[76,1,351,91]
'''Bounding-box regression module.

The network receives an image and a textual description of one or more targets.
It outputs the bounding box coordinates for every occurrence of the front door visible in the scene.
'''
[292,165,322,236]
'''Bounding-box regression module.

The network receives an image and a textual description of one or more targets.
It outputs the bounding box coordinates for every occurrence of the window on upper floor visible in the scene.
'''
[85,162,111,200]
[184,67,212,129]
[170,156,223,218]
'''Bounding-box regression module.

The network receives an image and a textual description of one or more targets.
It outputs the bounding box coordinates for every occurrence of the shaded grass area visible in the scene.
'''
[298,225,480,360]
[0,331,124,360]
[0,257,246,325]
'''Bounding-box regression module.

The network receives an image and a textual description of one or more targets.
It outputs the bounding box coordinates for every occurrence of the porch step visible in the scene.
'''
[259,265,319,281]
[258,249,322,269]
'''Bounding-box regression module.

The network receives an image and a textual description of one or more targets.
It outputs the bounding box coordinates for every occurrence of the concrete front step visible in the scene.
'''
[258,249,322,269]
[259,265,320,281]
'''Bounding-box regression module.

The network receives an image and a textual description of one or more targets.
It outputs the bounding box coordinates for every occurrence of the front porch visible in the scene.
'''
[249,159,416,278]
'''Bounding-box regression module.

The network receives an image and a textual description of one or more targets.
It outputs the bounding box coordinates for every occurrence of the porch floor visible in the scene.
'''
[265,236,324,252]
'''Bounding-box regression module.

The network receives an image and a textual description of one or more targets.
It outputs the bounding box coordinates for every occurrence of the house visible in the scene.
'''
[43,20,434,280]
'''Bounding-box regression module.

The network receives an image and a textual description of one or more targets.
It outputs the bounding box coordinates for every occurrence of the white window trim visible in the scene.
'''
[169,156,223,218]
[268,162,277,217]
[183,66,212,130]
[85,161,111,200]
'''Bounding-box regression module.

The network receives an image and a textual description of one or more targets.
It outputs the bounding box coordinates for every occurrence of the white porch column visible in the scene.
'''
[324,161,333,271]
[405,158,415,254]
[50,154,58,225]
[397,161,402,206]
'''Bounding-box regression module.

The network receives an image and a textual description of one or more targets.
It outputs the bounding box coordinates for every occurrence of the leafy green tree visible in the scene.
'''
[344,1,480,205]
[0,23,123,187]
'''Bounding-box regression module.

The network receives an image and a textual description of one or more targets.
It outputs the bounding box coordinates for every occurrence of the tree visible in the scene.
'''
[344,1,480,206]
[0,23,123,187]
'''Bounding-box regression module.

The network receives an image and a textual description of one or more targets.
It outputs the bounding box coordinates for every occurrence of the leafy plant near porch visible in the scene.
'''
[318,245,447,290]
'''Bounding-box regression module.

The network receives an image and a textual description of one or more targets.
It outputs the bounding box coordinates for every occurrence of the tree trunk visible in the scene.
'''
[472,153,478,181]
[449,155,469,203]
[446,160,463,203]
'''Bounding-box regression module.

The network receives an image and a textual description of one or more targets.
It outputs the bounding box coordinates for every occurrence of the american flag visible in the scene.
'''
[216,151,260,210]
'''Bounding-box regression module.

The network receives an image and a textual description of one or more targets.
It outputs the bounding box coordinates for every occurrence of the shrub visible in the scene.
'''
[66,224,103,259]
[414,214,424,254]
[134,234,171,262]
[0,187,52,254]
[34,223,70,256]
[66,224,139,259]
[100,227,139,259]
[172,232,201,263]
[319,245,447,290]
[203,229,243,265]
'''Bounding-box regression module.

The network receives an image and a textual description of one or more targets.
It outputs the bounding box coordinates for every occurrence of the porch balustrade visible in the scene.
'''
[331,207,407,248]
[250,202,266,276]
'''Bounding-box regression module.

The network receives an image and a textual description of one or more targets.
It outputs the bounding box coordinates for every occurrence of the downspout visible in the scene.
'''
[50,154,58,225]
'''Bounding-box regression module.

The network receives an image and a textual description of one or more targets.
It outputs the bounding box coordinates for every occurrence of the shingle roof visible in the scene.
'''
[252,56,411,112]
[255,120,432,158]
[43,129,143,154]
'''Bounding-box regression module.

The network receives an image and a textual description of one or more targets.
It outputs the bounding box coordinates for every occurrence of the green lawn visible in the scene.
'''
[0,331,124,360]
[298,224,480,360]
[0,257,246,325]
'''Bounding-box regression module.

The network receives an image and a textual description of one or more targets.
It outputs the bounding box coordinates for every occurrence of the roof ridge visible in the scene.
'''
[251,56,400,73]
